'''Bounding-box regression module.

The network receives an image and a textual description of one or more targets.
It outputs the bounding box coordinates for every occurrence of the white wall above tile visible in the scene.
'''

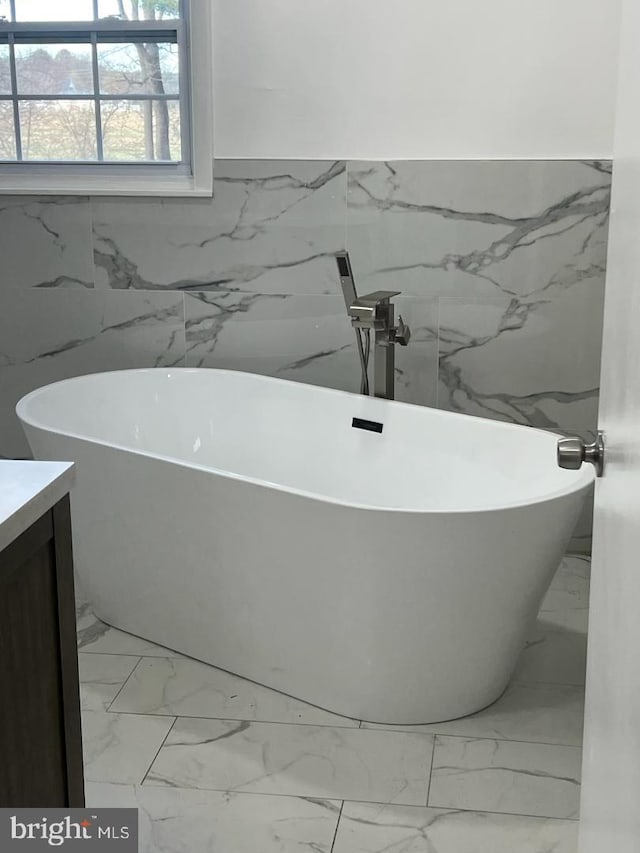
[213,0,621,159]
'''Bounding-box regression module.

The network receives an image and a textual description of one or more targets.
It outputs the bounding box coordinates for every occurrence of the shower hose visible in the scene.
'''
[356,327,371,396]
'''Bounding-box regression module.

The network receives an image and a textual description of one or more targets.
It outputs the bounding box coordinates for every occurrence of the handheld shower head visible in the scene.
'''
[335,252,371,397]
[335,251,358,311]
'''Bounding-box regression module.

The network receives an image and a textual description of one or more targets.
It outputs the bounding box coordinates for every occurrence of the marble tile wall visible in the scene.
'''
[0,159,611,544]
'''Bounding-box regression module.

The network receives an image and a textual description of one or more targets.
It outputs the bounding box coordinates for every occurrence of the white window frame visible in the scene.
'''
[0,0,213,196]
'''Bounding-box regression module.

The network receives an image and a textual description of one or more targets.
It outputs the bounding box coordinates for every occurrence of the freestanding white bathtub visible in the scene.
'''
[17,368,592,724]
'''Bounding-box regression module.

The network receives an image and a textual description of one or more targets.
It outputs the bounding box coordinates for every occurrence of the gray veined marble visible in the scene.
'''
[393,297,439,405]
[428,736,582,819]
[92,160,347,294]
[347,159,610,301]
[82,711,175,785]
[333,803,579,853]
[183,290,439,406]
[347,159,610,434]
[145,717,434,805]
[436,286,605,432]
[86,783,341,853]
[0,196,94,289]
[109,656,361,728]
[183,290,358,392]
[78,653,140,711]
[0,288,185,457]
[76,603,186,659]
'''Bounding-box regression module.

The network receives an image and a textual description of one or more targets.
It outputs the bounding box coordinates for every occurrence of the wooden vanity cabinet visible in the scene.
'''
[0,496,84,807]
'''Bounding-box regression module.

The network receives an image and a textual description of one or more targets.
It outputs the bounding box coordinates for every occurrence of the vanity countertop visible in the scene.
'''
[0,460,75,552]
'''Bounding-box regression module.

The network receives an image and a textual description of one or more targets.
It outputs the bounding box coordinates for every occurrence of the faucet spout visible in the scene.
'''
[348,291,401,330]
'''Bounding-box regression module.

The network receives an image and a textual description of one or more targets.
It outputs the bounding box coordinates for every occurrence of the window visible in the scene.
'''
[0,1,212,195]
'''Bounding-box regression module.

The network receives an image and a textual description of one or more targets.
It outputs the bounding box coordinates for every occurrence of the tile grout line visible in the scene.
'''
[97,707,363,731]
[104,655,144,713]
[88,194,96,288]
[425,736,437,807]
[434,296,441,408]
[504,678,586,689]
[181,291,187,367]
[138,716,178,787]
[329,801,345,853]
[81,707,583,749]
[343,159,348,254]
[135,779,581,821]
[78,648,184,658]
[358,729,583,750]
[511,679,586,688]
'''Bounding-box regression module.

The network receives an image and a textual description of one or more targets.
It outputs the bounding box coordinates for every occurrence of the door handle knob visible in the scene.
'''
[557,431,605,477]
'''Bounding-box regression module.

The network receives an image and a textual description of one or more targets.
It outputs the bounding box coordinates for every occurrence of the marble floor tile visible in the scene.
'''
[428,737,581,819]
[541,555,590,633]
[82,711,174,785]
[515,622,588,686]
[77,604,185,659]
[333,802,579,853]
[86,783,341,853]
[109,656,359,728]
[361,682,584,746]
[78,653,140,711]
[146,717,434,805]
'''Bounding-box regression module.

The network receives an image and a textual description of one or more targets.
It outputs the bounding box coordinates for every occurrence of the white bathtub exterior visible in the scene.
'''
[17,368,593,724]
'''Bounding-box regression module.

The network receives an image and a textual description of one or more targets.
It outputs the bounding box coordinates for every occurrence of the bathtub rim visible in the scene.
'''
[16,367,595,516]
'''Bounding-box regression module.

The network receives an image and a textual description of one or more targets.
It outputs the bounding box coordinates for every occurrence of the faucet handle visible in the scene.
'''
[394,315,411,346]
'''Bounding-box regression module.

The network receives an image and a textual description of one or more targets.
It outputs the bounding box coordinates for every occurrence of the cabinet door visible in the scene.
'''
[0,502,84,807]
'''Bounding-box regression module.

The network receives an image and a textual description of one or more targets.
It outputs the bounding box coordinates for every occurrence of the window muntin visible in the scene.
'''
[0,1,188,166]
[0,99,15,157]
[0,42,11,92]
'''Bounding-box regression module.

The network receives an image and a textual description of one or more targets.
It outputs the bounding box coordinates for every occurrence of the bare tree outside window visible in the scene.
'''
[112,1,179,161]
